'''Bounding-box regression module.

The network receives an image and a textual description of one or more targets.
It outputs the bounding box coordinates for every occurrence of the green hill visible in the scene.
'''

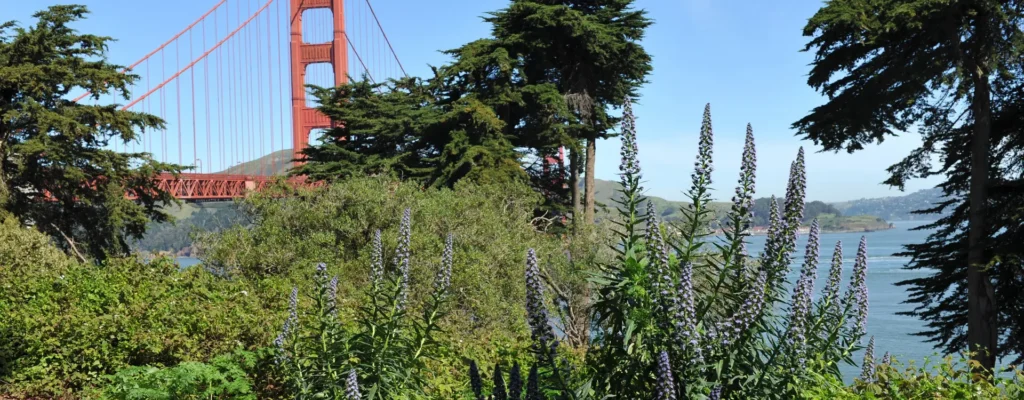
[589,178,891,233]
[831,187,947,221]
[216,148,294,176]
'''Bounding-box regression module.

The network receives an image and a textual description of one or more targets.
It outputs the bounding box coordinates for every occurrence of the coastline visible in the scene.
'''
[713,222,896,236]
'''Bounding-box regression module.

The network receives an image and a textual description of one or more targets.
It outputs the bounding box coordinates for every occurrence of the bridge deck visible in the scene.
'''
[142,173,315,201]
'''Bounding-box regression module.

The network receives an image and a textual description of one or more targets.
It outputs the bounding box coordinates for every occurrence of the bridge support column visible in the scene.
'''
[290,0,348,165]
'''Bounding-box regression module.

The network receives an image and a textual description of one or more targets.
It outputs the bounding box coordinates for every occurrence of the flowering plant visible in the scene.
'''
[274,209,454,399]
[474,101,873,399]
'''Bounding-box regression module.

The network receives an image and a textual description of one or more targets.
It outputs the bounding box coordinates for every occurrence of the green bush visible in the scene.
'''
[99,349,258,400]
[196,178,588,397]
[0,217,279,397]
[801,354,1024,399]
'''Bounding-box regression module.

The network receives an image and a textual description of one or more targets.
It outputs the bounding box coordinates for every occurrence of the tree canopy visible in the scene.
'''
[796,0,1024,369]
[481,0,653,224]
[293,76,528,189]
[0,5,180,261]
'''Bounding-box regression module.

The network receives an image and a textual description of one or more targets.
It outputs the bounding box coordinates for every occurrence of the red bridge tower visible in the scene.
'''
[290,0,348,163]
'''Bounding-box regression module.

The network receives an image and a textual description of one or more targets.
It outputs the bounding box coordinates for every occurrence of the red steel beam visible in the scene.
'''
[131,173,321,201]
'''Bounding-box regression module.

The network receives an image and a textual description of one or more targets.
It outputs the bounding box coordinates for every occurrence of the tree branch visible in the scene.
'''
[51,223,87,263]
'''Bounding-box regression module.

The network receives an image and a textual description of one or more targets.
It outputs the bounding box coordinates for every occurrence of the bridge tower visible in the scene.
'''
[290,0,348,163]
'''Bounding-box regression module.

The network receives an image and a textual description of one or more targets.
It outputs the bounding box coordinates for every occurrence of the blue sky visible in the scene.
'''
[4,0,941,202]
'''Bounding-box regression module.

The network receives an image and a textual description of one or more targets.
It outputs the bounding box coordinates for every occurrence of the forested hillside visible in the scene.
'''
[831,188,947,221]
[589,178,889,232]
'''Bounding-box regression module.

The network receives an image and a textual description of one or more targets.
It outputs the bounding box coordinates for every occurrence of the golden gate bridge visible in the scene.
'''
[75,0,563,201]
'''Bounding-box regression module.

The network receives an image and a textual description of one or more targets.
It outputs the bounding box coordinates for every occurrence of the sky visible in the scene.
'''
[3,0,943,203]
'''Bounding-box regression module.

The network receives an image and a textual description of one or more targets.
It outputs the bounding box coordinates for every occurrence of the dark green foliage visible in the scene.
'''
[295,77,526,188]
[794,0,1020,153]
[439,0,654,223]
[891,74,1024,365]
[795,0,1024,369]
[0,5,182,261]
[100,350,258,400]
[493,364,508,400]
[296,78,438,182]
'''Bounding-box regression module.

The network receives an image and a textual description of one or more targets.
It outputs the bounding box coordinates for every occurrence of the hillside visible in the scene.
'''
[216,148,294,176]
[831,187,947,221]
[590,178,892,233]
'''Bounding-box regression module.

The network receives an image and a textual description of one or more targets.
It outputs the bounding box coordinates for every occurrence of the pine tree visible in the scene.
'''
[794,0,1024,371]
[0,5,181,261]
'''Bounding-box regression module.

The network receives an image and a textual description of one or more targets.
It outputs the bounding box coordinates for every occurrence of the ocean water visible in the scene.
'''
[175,220,944,379]
[177,256,201,269]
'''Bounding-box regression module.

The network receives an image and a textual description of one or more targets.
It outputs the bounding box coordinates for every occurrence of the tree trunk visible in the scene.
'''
[583,137,596,225]
[570,146,581,228]
[967,72,997,373]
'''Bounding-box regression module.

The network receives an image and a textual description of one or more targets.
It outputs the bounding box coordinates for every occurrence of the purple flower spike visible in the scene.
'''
[846,236,869,338]
[394,209,412,310]
[822,240,844,312]
[328,276,339,313]
[674,261,701,362]
[618,96,642,192]
[860,336,876,382]
[345,368,361,400]
[525,249,555,354]
[708,386,722,400]
[731,124,756,224]
[881,351,891,366]
[758,197,782,273]
[787,220,820,366]
[434,233,453,295]
[721,270,767,346]
[692,103,714,189]
[288,287,299,323]
[782,148,807,233]
[655,351,677,400]
[273,317,291,364]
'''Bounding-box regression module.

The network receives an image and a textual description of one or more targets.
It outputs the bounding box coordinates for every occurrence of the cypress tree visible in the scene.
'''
[444,0,653,226]
[0,6,182,261]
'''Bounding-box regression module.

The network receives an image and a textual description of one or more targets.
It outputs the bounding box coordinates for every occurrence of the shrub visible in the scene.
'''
[99,349,258,400]
[197,177,588,395]
[273,212,453,399]
[802,352,1024,399]
[0,219,277,397]
[470,101,873,399]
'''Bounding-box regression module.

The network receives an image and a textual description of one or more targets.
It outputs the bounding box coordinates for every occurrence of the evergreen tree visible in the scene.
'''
[295,75,527,189]
[435,37,574,217]
[0,5,181,261]
[794,0,1024,370]
[888,62,1024,366]
[446,0,653,226]
[294,77,439,183]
